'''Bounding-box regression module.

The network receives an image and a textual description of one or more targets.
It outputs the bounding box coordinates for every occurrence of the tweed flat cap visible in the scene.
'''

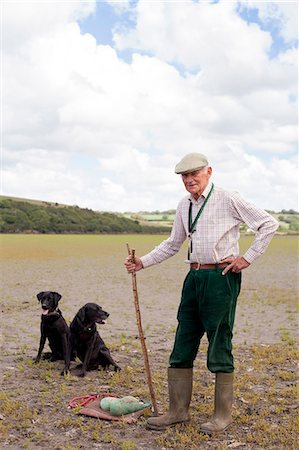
[175,153,209,174]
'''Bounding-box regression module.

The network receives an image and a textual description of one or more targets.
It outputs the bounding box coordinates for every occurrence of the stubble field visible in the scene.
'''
[0,234,298,449]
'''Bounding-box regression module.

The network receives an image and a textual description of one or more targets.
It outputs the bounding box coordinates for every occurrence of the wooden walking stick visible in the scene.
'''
[126,244,158,416]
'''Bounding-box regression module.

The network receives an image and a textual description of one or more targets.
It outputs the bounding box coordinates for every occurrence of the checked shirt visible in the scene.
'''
[140,181,279,268]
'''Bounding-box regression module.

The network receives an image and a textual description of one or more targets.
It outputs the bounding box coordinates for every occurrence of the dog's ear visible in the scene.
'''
[76,305,86,323]
[37,292,44,302]
[53,292,62,303]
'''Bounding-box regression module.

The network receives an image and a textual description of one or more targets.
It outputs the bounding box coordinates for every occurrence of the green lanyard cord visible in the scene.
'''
[188,183,214,258]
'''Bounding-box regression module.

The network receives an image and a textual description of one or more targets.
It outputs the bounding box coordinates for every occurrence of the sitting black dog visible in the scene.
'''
[35,291,71,375]
[69,303,120,377]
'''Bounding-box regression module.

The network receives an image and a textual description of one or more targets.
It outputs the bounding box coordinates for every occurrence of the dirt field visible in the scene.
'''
[0,234,298,449]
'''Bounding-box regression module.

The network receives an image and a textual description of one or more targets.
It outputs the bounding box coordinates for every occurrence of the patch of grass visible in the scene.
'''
[0,391,39,436]
[61,447,80,450]
[156,423,210,449]
[277,369,297,381]
[102,432,117,444]
[280,328,296,345]
[251,344,298,367]
[55,416,86,430]
[121,440,137,450]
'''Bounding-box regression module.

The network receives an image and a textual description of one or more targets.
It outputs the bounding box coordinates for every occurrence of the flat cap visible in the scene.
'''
[175,153,209,174]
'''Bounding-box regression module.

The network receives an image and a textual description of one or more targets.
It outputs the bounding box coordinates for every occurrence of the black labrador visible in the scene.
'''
[35,291,71,375]
[68,303,120,377]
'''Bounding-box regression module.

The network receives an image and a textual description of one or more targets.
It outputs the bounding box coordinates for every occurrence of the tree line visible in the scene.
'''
[1,197,298,234]
[0,198,170,234]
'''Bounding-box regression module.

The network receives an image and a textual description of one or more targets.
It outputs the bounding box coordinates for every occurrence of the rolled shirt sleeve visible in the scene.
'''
[230,193,279,264]
[140,200,187,268]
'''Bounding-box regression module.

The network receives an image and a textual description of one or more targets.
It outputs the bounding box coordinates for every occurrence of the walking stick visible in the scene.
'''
[126,244,158,416]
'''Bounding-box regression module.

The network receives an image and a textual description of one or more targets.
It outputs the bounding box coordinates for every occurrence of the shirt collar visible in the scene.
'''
[189,180,213,203]
[202,181,213,198]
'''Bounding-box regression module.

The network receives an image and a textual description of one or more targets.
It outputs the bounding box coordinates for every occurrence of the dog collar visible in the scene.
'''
[43,309,61,317]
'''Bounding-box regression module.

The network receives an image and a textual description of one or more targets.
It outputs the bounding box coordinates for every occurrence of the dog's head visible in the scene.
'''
[37,291,62,315]
[76,303,109,326]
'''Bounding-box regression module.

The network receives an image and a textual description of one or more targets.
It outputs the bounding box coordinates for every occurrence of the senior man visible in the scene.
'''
[124,153,278,433]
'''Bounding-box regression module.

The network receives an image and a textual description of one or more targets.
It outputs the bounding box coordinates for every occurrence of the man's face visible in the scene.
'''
[181,166,212,199]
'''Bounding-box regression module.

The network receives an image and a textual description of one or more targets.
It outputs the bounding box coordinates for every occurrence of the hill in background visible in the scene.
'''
[0,195,298,234]
[0,196,170,234]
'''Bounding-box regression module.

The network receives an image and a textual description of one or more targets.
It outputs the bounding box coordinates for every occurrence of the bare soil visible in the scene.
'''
[0,235,298,449]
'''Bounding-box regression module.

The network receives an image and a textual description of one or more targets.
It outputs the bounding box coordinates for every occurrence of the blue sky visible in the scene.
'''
[2,0,298,212]
[238,3,292,56]
[79,2,118,46]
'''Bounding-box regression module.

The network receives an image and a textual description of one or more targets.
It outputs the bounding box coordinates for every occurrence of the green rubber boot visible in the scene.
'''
[200,372,233,433]
[147,367,193,431]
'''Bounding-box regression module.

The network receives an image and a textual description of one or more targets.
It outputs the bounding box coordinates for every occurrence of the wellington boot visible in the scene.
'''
[200,372,233,434]
[147,368,193,431]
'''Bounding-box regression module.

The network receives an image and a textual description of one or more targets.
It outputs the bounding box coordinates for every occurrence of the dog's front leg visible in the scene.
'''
[79,334,97,377]
[61,333,70,376]
[99,346,121,372]
[35,333,46,363]
[65,333,75,374]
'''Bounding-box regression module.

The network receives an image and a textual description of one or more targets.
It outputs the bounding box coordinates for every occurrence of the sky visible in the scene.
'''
[1,0,298,212]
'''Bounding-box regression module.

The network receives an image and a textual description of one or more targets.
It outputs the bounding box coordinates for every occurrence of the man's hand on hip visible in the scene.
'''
[220,256,250,275]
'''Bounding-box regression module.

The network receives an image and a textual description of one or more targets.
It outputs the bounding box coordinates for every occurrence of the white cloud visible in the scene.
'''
[3,0,96,50]
[113,1,297,96]
[2,148,84,205]
[1,0,298,212]
[114,2,271,69]
[214,145,298,211]
[242,1,298,42]
[106,0,132,15]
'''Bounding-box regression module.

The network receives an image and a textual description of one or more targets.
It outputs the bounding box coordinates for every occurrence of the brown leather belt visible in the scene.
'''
[190,262,228,270]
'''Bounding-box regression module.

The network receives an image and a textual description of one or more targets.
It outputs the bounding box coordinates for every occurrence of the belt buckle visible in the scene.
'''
[194,262,201,270]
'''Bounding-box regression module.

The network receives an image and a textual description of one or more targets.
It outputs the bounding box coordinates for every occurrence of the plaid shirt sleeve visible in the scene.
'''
[140,198,188,268]
[229,192,279,263]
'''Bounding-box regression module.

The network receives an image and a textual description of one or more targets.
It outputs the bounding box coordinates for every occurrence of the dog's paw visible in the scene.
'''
[77,371,86,378]
[42,352,53,360]
[61,369,70,377]
[114,365,121,372]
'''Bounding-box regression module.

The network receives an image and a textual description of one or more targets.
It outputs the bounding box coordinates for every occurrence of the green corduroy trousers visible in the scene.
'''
[169,267,241,373]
